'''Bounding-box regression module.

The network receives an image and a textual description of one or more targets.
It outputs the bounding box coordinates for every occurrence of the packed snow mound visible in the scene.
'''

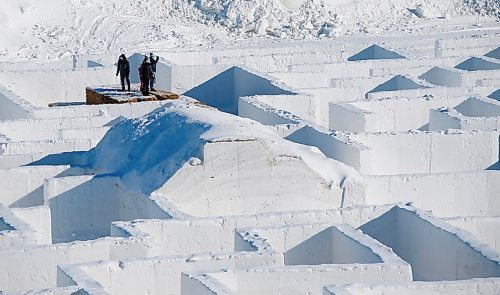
[169,0,341,37]
[84,100,360,195]
[414,4,441,18]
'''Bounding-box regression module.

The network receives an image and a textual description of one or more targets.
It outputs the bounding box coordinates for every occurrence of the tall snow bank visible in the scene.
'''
[84,100,360,195]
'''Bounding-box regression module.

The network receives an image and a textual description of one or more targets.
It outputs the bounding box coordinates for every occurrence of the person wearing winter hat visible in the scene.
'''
[138,57,153,95]
[116,54,130,91]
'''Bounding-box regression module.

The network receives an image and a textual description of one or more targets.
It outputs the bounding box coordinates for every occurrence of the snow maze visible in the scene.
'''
[0,27,500,295]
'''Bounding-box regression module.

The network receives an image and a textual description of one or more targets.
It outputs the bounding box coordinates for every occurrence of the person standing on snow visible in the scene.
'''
[116,54,131,92]
[138,57,153,95]
[149,52,159,91]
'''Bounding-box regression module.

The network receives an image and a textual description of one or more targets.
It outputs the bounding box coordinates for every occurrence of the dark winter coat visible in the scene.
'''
[139,62,153,80]
[149,56,159,72]
[116,57,130,76]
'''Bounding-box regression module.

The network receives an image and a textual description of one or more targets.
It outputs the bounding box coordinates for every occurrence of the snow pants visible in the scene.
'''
[120,73,130,91]
[142,78,150,95]
[150,73,156,90]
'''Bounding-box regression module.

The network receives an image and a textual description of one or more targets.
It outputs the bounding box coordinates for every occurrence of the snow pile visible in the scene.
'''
[169,0,340,38]
[414,4,441,18]
[85,100,360,195]
[464,0,500,18]
[0,0,498,61]
[168,0,490,38]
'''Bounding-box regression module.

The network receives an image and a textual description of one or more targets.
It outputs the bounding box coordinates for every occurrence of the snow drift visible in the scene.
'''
[84,99,361,200]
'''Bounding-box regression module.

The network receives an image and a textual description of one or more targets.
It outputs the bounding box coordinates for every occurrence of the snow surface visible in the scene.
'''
[0,0,498,61]
[85,98,360,195]
[0,0,500,294]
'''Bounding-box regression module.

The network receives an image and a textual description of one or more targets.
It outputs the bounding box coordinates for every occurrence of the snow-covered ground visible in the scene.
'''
[0,0,498,60]
[0,0,500,294]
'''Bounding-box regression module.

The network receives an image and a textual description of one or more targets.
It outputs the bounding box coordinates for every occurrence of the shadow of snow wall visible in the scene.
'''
[84,109,210,195]
[183,66,295,115]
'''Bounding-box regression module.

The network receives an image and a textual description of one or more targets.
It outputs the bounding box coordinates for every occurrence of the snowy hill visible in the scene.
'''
[85,99,360,197]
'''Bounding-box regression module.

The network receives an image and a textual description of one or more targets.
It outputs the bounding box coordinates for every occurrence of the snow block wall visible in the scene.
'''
[419,66,464,87]
[455,57,500,72]
[0,84,32,120]
[240,224,387,265]
[364,171,500,217]
[0,165,74,207]
[489,89,500,101]
[366,75,430,98]
[286,128,499,176]
[325,279,500,295]
[46,175,169,243]
[429,98,500,131]
[285,125,368,172]
[360,206,500,281]
[2,24,500,295]
[0,203,51,249]
[349,131,499,175]
[348,44,405,61]
[486,47,500,60]
[454,97,500,117]
[329,96,467,132]
[0,67,116,106]
[183,66,295,114]
[238,96,300,127]
[446,216,500,252]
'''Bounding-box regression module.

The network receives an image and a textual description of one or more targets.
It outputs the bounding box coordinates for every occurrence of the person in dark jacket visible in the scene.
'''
[139,57,153,95]
[149,52,159,91]
[116,54,130,91]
